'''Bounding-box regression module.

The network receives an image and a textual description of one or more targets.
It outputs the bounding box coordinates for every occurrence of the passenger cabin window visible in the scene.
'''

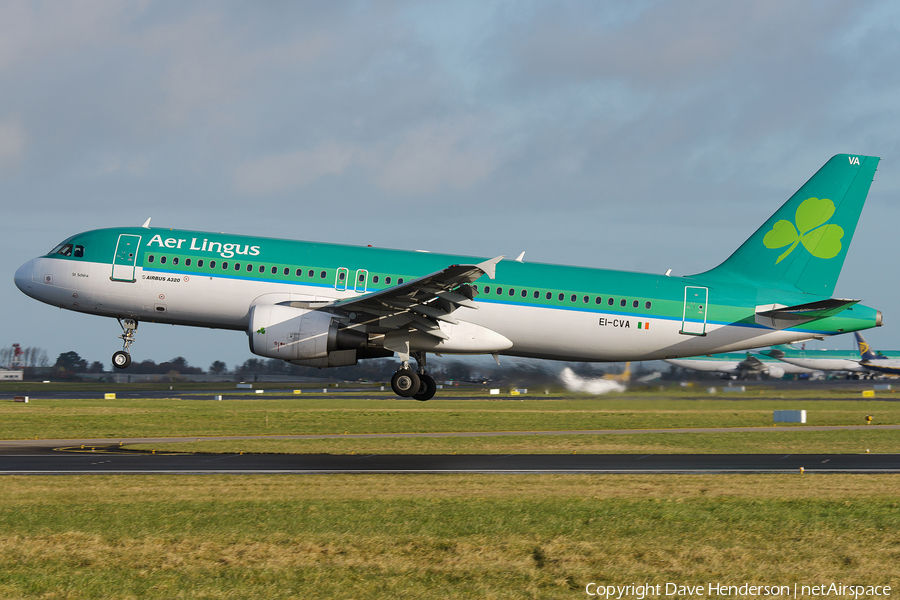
[296,269,302,277]
[620,299,627,307]
[645,301,652,309]
[185,258,191,266]
[210,261,216,268]
[320,271,326,279]
[173,257,179,265]
[608,298,614,306]
[148,255,155,263]
[197,259,204,267]
[545,292,551,300]
[160,256,167,264]
[272,266,278,275]
[284,268,289,276]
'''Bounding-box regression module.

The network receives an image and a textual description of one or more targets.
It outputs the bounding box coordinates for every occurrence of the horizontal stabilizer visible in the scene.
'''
[755,298,859,329]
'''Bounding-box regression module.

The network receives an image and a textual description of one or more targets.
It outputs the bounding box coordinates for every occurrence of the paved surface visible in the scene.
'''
[0,437,897,473]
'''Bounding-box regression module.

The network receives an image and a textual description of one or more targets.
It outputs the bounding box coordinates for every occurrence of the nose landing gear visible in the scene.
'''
[112,318,138,369]
[389,351,437,400]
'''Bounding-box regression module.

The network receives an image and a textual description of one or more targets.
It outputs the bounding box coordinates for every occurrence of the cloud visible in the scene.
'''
[0,118,25,173]
[233,142,356,194]
[369,116,503,194]
[233,116,503,197]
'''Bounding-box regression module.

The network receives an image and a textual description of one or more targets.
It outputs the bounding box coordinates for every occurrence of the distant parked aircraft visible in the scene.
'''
[664,351,817,379]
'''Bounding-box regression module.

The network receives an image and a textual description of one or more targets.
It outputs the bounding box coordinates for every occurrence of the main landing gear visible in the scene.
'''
[112,318,138,369]
[390,351,437,401]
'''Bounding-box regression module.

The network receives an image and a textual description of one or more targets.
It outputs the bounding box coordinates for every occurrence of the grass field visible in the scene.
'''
[3,385,899,598]
[3,386,900,454]
[1,474,898,599]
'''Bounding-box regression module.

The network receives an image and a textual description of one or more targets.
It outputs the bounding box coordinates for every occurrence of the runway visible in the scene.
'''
[1,438,898,473]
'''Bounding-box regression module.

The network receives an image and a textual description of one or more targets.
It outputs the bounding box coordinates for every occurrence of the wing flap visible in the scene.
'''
[327,256,504,339]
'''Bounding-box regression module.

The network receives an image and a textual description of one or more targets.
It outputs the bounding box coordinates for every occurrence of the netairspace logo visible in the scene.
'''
[584,582,892,599]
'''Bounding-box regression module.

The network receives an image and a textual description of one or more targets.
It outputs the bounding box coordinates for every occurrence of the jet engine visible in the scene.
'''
[764,365,785,379]
[248,304,367,361]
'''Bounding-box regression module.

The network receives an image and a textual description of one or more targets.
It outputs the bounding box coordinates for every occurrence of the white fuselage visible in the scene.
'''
[15,255,830,363]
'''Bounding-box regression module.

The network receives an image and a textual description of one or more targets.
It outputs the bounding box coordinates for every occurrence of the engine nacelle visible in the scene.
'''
[248,304,366,361]
[764,365,785,379]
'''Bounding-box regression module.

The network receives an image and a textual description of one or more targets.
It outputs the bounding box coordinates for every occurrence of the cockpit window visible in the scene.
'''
[48,243,84,258]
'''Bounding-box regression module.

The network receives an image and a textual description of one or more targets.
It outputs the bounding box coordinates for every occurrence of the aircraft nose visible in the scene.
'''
[14,259,35,295]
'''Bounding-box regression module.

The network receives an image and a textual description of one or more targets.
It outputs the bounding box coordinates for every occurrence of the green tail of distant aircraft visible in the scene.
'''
[15,154,882,399]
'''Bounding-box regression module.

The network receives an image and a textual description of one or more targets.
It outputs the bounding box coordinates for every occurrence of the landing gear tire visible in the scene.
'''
[112,351,131,369]
[391,369,421,397]
[413,373,437,401]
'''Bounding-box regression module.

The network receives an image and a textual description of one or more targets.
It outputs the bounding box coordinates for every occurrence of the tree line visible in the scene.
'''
[7,346,664,385]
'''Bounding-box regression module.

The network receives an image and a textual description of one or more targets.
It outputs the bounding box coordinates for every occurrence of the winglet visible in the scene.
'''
[141,218,152,229]
[476,255,504,280]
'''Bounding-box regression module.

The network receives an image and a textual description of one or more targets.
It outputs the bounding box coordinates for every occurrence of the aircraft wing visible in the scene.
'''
[736,354,767,374]
[326,256,504,339]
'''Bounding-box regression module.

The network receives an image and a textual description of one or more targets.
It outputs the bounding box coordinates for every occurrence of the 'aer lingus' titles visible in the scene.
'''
[146,234,260,258]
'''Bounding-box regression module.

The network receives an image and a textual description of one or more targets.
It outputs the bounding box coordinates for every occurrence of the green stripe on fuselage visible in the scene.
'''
[45,226,880,336]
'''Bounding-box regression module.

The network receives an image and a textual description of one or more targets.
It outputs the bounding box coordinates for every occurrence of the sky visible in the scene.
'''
[3,0,900,372]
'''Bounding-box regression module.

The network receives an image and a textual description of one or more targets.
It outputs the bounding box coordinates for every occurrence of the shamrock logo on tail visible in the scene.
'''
[763,197,844,264]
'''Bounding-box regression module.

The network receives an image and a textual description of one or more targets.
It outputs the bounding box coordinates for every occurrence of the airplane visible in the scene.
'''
[602,362,631,382]
[856,332,900,376]
[14,154,882,400]
[760,343,871,375]
[664,351,818,379]
[761,334,900,376]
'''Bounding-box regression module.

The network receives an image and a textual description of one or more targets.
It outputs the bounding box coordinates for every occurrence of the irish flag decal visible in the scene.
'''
[638,322,649,330]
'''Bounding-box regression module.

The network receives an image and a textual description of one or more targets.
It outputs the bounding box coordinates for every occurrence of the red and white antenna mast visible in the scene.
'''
[10,344,25,370]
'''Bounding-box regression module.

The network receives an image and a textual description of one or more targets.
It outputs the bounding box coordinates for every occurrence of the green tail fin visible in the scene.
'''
[694,154,879,295]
